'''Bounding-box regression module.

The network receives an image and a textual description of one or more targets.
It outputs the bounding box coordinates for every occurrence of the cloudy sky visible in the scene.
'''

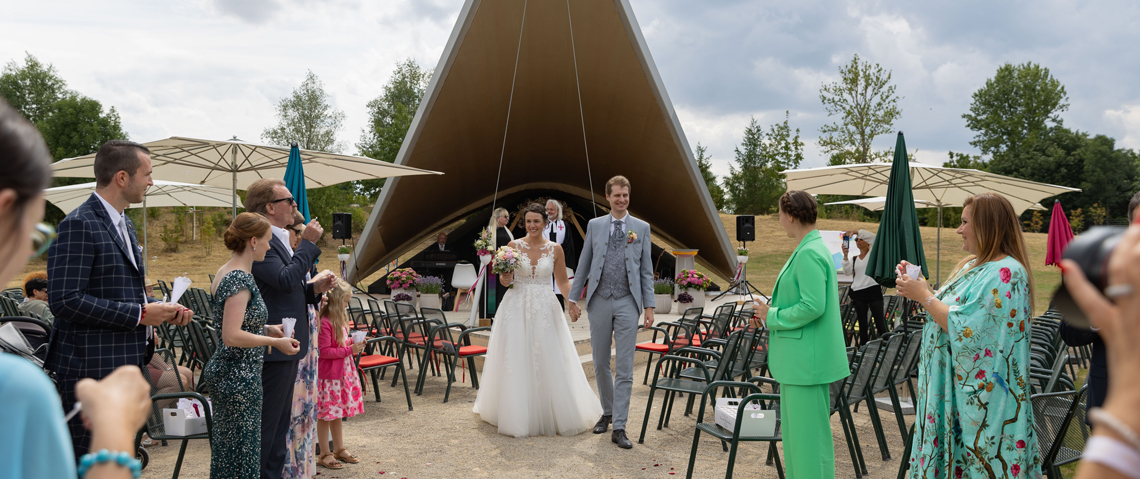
[5,0,1139,179]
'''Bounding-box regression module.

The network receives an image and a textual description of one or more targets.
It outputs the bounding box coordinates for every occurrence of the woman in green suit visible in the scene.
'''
[752,190,850,478]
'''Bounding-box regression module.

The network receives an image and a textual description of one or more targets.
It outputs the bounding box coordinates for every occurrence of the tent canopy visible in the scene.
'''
[349,0,734,282]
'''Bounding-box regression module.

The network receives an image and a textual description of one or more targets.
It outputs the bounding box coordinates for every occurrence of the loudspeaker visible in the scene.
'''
[332,213,351,240]
[736,215,755,242]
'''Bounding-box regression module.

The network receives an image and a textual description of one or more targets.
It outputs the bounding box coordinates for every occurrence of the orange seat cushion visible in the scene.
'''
[359,354,399,368]
[458,345,488,356]
[636,342,669,353]
[673,338,701,347]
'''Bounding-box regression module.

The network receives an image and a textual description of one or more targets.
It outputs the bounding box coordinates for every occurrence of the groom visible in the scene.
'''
[568,175,654,449]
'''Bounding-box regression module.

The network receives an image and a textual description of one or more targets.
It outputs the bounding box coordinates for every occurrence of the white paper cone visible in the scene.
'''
[906,264,923,282]
[281,317,297,338]
[169,276,192,305]
[351,331,366,344]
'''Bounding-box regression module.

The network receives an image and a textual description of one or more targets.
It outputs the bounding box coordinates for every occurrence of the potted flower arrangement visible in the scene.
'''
[386,268,420,303]
[392,292,414,304]
[416,276,444,309]
[474,227,493,265]
[653,278,674,314]
[736,247,749,265]
[676,292,694,308]
[675,269,711,310]
[337,245,352,262]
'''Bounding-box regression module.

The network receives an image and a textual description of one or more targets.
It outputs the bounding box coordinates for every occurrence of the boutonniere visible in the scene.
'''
[627,230,637,244]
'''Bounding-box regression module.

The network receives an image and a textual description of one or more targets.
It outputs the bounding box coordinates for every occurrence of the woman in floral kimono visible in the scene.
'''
[896,193,1039,479]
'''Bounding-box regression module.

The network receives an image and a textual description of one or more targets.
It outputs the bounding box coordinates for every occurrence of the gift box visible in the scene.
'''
[713,397,776,437]
[163,408,207,436]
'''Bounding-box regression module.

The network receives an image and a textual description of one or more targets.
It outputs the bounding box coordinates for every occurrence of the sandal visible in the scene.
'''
[317,453,344,469]
[334,448,360,464]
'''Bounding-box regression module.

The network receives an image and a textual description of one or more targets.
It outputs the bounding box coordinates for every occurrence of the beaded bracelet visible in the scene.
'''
[77,449,142,479]
[1090,408,1140,452]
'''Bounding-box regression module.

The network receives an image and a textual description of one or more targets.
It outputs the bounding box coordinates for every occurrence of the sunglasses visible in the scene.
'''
[32,223,56,259]
[271,197,296,206]
[291,227,303,234]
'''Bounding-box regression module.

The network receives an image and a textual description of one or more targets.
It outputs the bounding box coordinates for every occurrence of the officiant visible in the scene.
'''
[544,199,577,309]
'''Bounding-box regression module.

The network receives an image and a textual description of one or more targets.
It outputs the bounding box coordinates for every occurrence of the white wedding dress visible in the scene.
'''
[472,241,603,437]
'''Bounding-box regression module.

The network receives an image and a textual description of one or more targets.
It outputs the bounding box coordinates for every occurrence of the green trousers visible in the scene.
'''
[780,383,835,478]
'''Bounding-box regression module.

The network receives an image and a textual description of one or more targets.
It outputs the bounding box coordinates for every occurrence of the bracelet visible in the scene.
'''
[78,449,142,479]
[1083,435,1140,479]
[1090,408,1140,451]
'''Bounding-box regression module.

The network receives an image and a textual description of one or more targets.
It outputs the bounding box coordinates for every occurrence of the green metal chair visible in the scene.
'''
[355,335,413,410]
[135,350,212,479]
[685,377,784,479]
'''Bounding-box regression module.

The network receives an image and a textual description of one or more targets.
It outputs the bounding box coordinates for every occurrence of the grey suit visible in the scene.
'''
[569,214,654,430]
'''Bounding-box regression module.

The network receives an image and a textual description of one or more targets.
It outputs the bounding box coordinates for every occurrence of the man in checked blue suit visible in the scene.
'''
[46,140,193,460]
[568,175,655,450]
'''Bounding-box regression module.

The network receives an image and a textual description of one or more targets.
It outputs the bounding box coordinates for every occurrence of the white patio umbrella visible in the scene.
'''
[50,136,444,217]
[787,162,1079,283]
[823,196,1048,213]
[45,180,237,274]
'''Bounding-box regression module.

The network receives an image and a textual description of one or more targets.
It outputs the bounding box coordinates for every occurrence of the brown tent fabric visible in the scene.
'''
[349,0,734,282]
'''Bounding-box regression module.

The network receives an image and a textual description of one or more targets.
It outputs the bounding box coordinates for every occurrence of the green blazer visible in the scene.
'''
[766,230,850,386]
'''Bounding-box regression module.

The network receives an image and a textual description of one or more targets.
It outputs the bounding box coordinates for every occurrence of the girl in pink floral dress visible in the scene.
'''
[315,280,365,470]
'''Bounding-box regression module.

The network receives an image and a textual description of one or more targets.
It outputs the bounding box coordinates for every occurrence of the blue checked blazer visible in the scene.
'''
[46,194,150,379]
[252,233,320,362]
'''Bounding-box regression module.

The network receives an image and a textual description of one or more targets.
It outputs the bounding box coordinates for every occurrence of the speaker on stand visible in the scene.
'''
[332,213,351,241]
[715,215,767,302]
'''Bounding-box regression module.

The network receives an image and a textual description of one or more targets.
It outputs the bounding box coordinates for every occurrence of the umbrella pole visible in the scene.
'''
[937,204,942,287]
[231,147,238,219]
[143,196,148,277]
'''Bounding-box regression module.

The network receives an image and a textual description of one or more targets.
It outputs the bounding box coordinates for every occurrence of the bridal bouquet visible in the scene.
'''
[491,246,521,286]
[473,227,493,256]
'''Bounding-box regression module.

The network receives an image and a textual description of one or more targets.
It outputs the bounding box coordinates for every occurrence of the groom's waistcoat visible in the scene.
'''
[596,222,632,299]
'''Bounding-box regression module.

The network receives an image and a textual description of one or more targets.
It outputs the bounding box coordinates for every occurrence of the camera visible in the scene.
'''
[1052,226,1127,329]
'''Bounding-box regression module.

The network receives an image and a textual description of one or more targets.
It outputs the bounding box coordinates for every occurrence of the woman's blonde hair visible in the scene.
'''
[489,207,510,246]
[319,279,353,346]
[949,193,1036,313]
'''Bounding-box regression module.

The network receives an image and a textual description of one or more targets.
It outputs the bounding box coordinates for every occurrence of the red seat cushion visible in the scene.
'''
[359,354,398,368]
[673,338,701,347]
[458,345,488,356]
[636,342,669,353]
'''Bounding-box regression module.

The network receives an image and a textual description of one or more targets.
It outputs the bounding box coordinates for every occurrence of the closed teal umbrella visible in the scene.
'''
[865,132,928,288]
[284,142,311,223]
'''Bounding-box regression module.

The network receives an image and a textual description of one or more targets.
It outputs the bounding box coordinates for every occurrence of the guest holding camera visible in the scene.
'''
[895,193,1037,477]
[841,229,886,344]
[750,190,849,478]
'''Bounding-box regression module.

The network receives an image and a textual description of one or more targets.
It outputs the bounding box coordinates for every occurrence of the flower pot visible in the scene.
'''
[653,294,672,314]
[419,294,440,310]
[737,255,749,264]
[676,287,705,312]
[390,288,415,306]
[337,254,351,262]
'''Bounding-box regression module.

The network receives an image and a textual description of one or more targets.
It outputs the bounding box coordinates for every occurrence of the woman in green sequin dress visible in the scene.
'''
[896,194,1039,479]
[204,213,301,479]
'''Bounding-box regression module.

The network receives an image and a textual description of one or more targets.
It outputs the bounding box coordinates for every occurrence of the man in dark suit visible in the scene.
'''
[545,199,577,308]
[245,178,335,479]
[46,140,193,459]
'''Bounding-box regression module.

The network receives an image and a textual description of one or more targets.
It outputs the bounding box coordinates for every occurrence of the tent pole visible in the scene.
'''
[936,204,942,287]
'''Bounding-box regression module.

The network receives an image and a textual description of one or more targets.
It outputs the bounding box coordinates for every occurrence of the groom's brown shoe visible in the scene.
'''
[593,415,612,434]
[612,429,633,449]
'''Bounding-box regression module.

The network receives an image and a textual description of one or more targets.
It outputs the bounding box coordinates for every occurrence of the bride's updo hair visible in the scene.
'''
[224,212,271,252]
[523,203,546,223]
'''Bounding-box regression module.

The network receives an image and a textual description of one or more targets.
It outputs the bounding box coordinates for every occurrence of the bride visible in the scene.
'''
[473,203,603,437]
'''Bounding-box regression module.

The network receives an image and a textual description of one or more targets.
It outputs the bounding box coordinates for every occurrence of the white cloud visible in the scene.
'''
[1105,105,1140,150]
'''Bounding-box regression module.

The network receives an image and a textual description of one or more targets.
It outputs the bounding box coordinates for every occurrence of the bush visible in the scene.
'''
[653,279,674,295]
[160,224,183,252]
[147,207,161,220]
[201,220,216,255]
[210,212,231,237]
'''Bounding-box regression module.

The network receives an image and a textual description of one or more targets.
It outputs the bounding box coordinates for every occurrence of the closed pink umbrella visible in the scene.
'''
[1045,200,1075,266]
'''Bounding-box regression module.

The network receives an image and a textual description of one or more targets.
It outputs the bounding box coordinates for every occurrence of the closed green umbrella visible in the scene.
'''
[284,142,311,223]
[865,132,929,288]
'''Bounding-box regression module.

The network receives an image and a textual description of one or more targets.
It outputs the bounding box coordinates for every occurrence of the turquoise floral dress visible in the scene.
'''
[203,270,267,479]
[909,256,1039,479]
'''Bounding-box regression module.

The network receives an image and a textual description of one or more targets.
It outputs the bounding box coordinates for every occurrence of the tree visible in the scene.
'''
[818,54,902,165]
[0,53,68,125]
[38,94,128,161]
[962,62,1068,157]
[261,70,345,153]
[943,151,989,171]
[356,59,433,199]
[694,143,725,211]
[724,112,804,215]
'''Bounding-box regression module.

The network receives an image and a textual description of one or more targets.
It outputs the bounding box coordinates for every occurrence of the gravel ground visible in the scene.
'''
[140,360,913,479]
